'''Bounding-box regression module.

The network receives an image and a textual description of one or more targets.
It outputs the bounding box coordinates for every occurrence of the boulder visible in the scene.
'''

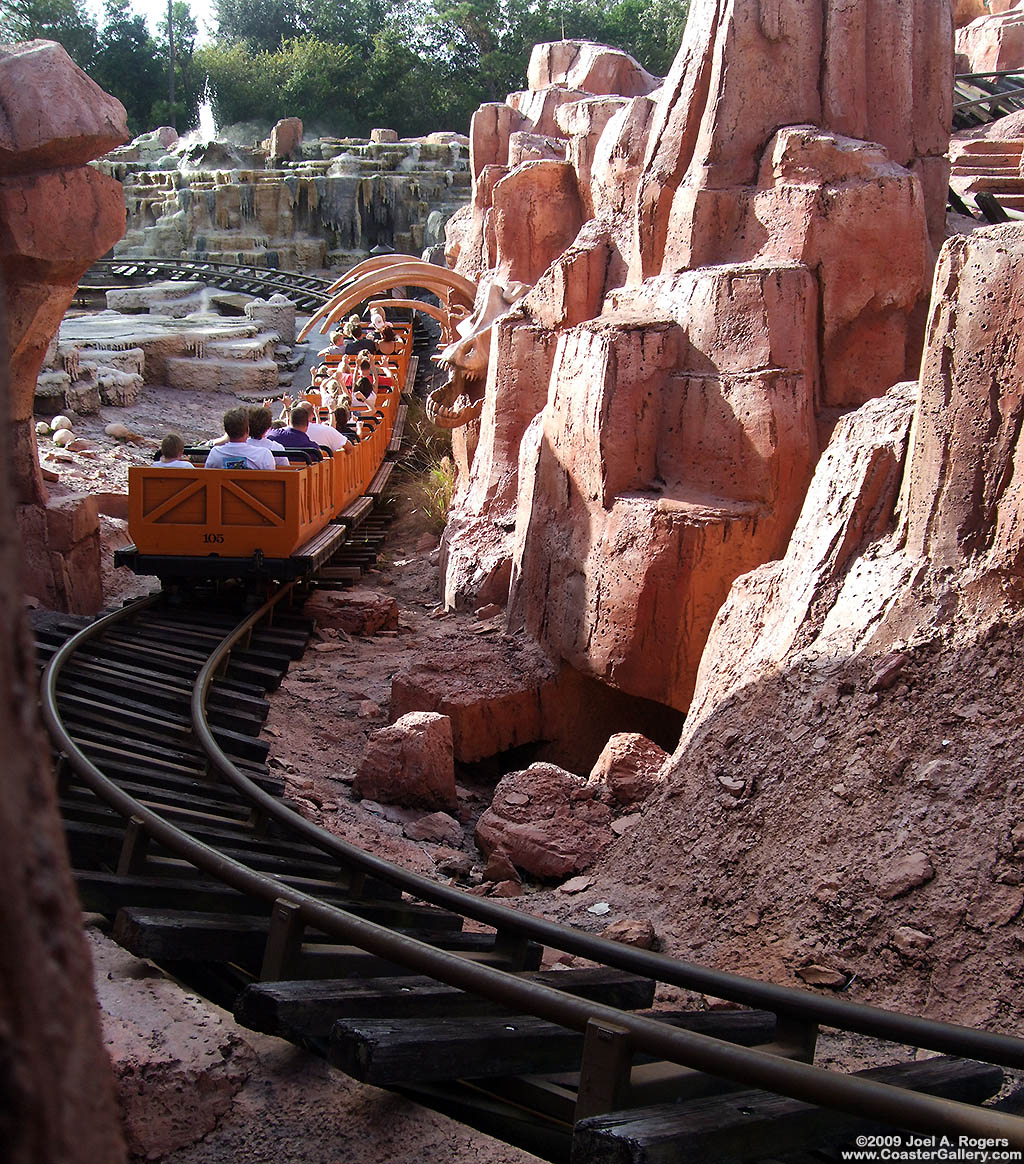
[795,964,848,988]
[474,763,615,880]
[90,929,255,1159]
[305,588,399,635]
[95,368,143,407]
[891,927,934,958]
[483,850,521,884]
[589,732,668,806]
[599,918,658,949]
[879,851,936,900]
[268,117,303,160]
[0,41,127,174]
[403,811,463,845]
[355,712,457,812]
[245,294,296,345]
[527,40,661,98]
[370,128,399,143]
[390,634,555,763]
[956,5,1024,72]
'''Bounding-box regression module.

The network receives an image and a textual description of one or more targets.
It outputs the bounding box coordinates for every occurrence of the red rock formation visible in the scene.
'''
[475,763,615,879]
[0,277,126,1164]
[439,9,952,717]
[355,712,458,812]
[956,3,1024,71]
[587,223,1024,1023]
[688,223,1024,732]
[1,41,128,610]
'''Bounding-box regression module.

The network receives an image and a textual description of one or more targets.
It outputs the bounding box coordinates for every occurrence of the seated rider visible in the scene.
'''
[320,333,346,366]
[247,406,289,467]
[157,433,194,468]
[269,405,324,462]
[351,373,377,414]
[343,317,378,357]
[321,376,350,412]
[334,405,361,442]
[203,408,276,470]
[294,400,349,453]
[375,324,400,357]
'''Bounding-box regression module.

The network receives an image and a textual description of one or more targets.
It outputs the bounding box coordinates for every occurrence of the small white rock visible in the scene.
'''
[586,901,611,915]
[51,415,73,432]
[53,429,75,447]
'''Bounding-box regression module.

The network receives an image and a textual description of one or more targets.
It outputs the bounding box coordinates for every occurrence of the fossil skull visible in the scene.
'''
[427,276,530,428]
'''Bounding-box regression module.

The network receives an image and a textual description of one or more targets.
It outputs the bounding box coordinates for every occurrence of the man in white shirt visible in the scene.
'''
[295,401,349,454]
[203,408,276,470]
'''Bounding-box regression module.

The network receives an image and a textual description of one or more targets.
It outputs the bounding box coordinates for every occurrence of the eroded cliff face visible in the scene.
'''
[956,1,1024,72]
[577,223,1024,1024]
[0,40,129,611]
[442,4,953,713]
[0,224,127,1164]
[100,129,471,271]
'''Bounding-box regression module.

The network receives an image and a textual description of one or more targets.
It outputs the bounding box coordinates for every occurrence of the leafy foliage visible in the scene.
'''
[154,1,203,131]
[89,0,165,131]
[12,0,690,139]
[0,0,98,68]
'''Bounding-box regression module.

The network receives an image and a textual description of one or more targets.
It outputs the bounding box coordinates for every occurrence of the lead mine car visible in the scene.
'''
[115,401,397,583]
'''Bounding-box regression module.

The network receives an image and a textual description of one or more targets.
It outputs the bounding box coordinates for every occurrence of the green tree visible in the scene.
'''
[154,1,202,130]
[196,40,287,126]
[90,0,165,133]
[0,0,98,68]
[277,36,362,128]
[593,0,690,75]
[213,0,300,51]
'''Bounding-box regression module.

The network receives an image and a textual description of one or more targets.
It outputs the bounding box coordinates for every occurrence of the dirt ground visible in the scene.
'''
[40,343,1024,1155]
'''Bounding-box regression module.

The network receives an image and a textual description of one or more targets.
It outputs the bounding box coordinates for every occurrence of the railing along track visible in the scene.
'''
[37,580,1024,1159]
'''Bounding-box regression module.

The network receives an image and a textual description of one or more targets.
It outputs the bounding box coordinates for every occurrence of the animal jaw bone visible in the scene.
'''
[427,277,530,429]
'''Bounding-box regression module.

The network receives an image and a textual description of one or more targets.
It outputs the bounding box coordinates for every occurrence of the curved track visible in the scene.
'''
[38,584,1024,1161]
[82,258,337,311]
[954,70,1024,131]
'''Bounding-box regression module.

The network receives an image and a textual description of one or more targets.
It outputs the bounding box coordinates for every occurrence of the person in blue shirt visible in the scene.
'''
[269,406,324,462]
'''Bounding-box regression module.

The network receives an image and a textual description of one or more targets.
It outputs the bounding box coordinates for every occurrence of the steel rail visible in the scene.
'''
[41,595,1024,1141]
[94,257,334,289]
[191,609,1024,1074]
[957,70,1024,81]
[85,259,334,307]
[953,84,1024,112]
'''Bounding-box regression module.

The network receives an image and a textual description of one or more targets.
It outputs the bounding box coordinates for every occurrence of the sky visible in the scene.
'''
[84,0,218,45]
